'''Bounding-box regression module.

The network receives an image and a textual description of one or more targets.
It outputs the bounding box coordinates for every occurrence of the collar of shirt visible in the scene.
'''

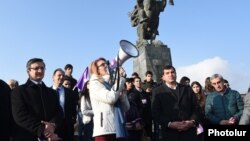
[30,79,43,85]
[135,87,142,92]
[166,82,177,90]
[52,85,63,92]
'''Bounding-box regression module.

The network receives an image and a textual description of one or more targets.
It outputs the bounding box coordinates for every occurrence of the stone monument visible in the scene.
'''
[133,41,172,82]
[130,0,174,82]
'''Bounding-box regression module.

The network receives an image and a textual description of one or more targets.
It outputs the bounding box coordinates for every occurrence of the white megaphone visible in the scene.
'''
[109,40,139,69]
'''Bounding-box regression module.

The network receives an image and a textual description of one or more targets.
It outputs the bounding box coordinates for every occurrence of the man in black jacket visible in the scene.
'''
[151,65,202,141]
[0,79,12,141]
[52,68,77,141]
[11,58,63,141]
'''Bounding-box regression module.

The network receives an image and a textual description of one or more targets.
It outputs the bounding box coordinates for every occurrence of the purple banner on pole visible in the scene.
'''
[74,67,89,92]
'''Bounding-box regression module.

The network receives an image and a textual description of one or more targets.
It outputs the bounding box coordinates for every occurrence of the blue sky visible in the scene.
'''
[1,0,250,93]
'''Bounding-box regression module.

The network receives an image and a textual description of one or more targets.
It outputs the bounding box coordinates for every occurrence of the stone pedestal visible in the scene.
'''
[133,41,172,82]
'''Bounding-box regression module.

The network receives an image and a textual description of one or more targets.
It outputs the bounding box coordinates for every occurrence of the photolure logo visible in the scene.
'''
[208,129,247,136]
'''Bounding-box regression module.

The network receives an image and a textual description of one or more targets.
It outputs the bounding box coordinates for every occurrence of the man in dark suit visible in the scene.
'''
[52,68,78,141]
[11,58,63,141]
[151,65,202,141]
[131,76,152,139]
[0,79,12,141]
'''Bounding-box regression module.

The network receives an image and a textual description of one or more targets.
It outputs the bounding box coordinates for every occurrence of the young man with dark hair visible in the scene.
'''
[64,64,77,91]
[152,65,202,141]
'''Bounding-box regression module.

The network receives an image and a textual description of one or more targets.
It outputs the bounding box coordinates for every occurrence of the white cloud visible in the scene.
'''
[176,56,250,94]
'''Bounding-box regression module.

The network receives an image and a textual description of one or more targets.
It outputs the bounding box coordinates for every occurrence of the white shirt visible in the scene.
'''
[53,86,65,112]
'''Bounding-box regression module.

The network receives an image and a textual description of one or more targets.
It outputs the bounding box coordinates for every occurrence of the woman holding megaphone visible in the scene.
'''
[89,57,130,141]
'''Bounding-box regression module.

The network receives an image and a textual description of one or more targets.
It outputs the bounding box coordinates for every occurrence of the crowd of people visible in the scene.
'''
[1,57,250,141]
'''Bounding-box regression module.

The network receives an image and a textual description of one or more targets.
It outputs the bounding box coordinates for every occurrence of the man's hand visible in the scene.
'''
[47,133,62,141]
[169,120,195,131]
[220,117,237,125]
[219,120,230,125]
[41,121,56,138]
[229,117,237,124]
[181,120,196,131]
[169,121,185,131]
[119,67,126,78]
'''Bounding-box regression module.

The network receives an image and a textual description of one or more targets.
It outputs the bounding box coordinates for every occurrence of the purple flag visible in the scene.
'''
[74,67,89,92]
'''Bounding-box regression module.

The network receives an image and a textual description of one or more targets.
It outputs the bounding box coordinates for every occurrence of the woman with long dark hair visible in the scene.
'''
[191,81,206,113]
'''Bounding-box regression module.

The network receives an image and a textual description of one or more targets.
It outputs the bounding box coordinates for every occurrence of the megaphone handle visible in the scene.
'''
[115,56,120,91]
[106,61,113,85]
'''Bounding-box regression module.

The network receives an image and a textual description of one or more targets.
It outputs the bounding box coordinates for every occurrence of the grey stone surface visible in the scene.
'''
[133,41,172,82]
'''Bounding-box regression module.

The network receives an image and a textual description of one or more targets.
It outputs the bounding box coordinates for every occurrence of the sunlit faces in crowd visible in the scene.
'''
[133,77,142,89]
[125,78,134,91]
[63,79,71,89]
[27,61,45,82]
[52,69,65,85]
[162,67,176,84]
[192,83,201,94]
[210,74,225,93]
[145,74,153,82]
[96,60,108,76]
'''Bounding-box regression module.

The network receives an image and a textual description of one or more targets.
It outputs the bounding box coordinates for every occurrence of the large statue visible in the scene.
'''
[130,0,174,46]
